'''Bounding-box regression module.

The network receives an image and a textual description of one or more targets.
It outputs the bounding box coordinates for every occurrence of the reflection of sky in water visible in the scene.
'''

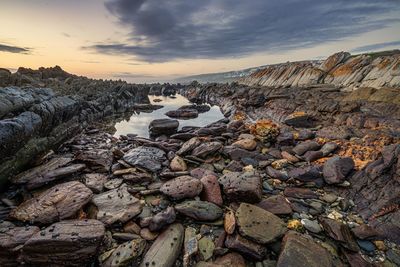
[113,94,225,138]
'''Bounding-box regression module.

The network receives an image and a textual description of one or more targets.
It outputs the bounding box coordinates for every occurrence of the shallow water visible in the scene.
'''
[113,94,225,138]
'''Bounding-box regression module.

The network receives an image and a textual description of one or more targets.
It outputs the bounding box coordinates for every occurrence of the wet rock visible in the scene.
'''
[92,184,143,225]
[236,203,286,244]
[170,156,187,171]
[271,159,289,169]
[277,231,334,267]
[0,225,40,266]
[177,137,202,155]
[319,217,359,251]
[257,195,293,215]
[22,220,105,266]
[225,233,267,261]
[292,141,320,156]
[166,109,199,119]
[218,171,262,203]
[284,187,318,199]
[149,207,176,232]
[192,142,223,158]
[232,139,257,151]
[84,173,107,193]
[179,104,211,113]
[288,166,323,182]
[10,181,92,224]
[357,240,375,253]
[76,149,113,172]
[101,238,146,267]
[175,200,223,221]
[160,176,203,200]
[149,118,179,136]
[123,146,166,172]
[140,223,184,267]
[323,156,354,184]
[200,174,223,206]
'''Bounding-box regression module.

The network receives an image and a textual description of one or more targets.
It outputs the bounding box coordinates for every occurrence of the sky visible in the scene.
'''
[1,0,400,83]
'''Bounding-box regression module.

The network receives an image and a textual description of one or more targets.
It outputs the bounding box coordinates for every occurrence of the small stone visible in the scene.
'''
[199,236,215,261]
[292,141,320,156]
[271,159,289,170]
[257,195,293,215]
[140,228,158,241]
[281,151,299,163]
[200,174,223,206]
[321,193,338,203]
[224,210,236,235]
[232,139,257,151]
[235,203,286,244]
[320,142,338,156]
[218,171,262,203]
[301,219,322,233]
[225,233,267,261]
[357,240,375,253]
[160,176,203,200]
[284,187,318,199]
[323,156,354,184]
[287,219,303,231]
[170,156,187,172]
[175,200,223,221]
[148,207,176,232]
[123,221,141,235]
[373,240,386,251]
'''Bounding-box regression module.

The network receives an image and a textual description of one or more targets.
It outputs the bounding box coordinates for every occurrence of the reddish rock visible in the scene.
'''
[218,171,262,203]
[257,195,293,215]
[160,176,203,200]
[319,217,359,251]
[351,224,380,240]
[277,231,334,267]
[232,139,257,151]
[200,174,223,206]
[225,233,266,261]
[284,187,318,199]
[214,252,246,267]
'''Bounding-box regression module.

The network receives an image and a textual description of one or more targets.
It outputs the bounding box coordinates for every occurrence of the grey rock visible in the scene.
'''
[175,200,223,221]
[123,146,166,172]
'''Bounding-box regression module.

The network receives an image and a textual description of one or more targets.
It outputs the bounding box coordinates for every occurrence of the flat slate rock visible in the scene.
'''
[12,156,73,184]
[225,233,267,261]
[76,149,113,172]
[160,176,203,200]
[25,163,86,190]
[149,119,179,136]
[0,225,40,266]
[22,219,105,266]
[123,146,166,172]
[140,223,184,267]
[218,171,262,203]
[175,200,223,221]
[283,187,318,199]
[10,181,92,224]
[101,238,146,267]
[92,184,142,225]
[257,195,293,215]
[192,142,223,158]
[277,231,334,267]
[236,203,286,244]
[176,137,202,155]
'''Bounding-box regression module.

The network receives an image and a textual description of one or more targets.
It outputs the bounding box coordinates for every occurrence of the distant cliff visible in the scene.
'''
[240,50,400,89]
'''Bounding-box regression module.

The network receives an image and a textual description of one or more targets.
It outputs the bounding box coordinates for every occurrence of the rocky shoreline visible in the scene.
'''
[1,52,400,266]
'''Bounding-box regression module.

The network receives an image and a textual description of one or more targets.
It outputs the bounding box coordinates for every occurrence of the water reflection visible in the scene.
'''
[113,94,225,138]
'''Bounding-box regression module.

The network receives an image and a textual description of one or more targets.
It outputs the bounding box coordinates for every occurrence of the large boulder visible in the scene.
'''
[218,172,262,203]
[10,181,92,224]
[277,231,334,267]
[21,220,105,266]
[323,156,354,184]
[149,119,179,136]
[122,146,166,172]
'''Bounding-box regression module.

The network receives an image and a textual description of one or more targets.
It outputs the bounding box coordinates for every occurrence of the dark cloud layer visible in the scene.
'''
[351,40,400,53]
[87,0,400,62]
[0,43,30,54]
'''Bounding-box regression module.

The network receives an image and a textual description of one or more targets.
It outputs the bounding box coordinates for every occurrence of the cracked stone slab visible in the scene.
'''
[92,184,143,225]
[9,181,93,224]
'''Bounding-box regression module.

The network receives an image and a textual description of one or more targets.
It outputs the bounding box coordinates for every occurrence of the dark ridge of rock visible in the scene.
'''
[21,220,105,266]
[165,109,199,119]
[149,118,179,136]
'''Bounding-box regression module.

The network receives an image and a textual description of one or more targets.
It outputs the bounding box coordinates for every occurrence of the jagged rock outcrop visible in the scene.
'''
[241,50,400,89]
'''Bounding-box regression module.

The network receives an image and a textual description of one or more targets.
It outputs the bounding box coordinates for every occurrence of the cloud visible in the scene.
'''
[351,40,400,53]
[85,0,400,62]
[0,43,31,54]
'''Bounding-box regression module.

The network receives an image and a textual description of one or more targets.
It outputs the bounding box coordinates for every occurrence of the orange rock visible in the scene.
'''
[224,210,236,234]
